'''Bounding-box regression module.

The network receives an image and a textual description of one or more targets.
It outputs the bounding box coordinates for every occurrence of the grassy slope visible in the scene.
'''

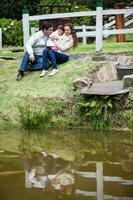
[0,56,100,120]
[0,41,133,127]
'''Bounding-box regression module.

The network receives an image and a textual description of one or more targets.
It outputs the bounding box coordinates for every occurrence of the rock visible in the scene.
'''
[95,63,117,82]
[72,77,93,91]
[106,55,133,65]
[73,62,118,91]
[92,55,105,61]
[11,48,23,52]
[80,80,129,96]
[129,58,133,65]
[117,55,131,65]
[123,74,133,88]
[69,54,92,61]
[116,64,133,80]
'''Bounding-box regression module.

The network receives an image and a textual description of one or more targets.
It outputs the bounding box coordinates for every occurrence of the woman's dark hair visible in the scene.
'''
[41,22,53,30]
[64,23,78,48]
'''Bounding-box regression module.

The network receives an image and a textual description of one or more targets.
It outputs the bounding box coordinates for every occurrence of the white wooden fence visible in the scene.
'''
[23,7,133,52]
[104,13,133,29]
[30,25,96,45]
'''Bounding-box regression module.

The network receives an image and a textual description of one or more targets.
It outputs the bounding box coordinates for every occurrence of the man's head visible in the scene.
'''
[41,22,53,36]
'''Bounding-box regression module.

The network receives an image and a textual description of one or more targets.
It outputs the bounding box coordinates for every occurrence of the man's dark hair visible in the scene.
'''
[41,22,53,30]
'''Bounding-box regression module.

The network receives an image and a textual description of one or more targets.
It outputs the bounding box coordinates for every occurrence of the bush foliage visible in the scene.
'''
[0,18,23,46]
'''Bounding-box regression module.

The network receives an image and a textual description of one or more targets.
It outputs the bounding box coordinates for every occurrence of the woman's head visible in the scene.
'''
[64,23,77,48]
[64,23,73,36]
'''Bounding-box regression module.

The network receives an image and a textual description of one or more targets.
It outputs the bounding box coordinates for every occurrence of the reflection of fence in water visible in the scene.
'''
[0,156,132,199]
[24,160,133,199]
[76,161,133,200]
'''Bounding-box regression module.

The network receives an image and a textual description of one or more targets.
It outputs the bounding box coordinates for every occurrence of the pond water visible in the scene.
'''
[0,129,133,200]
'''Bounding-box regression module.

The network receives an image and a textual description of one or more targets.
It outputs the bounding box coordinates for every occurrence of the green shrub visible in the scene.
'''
[123,112,133,130]
[0,18,23,46]
[77,96,114,130]
[18,97,53,129]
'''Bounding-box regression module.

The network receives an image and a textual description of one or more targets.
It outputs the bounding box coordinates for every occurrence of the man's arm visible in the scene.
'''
[26,33,38,61]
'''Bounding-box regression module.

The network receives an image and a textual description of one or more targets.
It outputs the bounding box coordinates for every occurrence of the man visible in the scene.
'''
[16,22,53,81]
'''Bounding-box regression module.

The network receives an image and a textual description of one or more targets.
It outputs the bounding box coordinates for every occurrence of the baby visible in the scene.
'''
[46,25,64,51]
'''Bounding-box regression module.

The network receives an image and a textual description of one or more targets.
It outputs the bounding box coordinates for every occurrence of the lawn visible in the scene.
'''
[0,37,133,58]
[70,41,133,55]
[0,56,101,125]
[0,39,133,128]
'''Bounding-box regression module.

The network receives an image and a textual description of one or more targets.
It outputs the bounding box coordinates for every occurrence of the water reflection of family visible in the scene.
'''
[17,22,77,81]
[21,151,76,195]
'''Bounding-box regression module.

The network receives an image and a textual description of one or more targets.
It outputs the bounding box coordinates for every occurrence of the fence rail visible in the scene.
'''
[104,13,133,29]
[28,9,133,21]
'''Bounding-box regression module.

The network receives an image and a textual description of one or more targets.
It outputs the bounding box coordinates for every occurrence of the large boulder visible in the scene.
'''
[73,63,118,91]
[72,77,93,91]
[123,74,133,88]
[95,63,117,82]
[106,55,133,65]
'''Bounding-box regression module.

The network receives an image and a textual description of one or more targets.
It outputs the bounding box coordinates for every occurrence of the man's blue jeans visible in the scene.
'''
[19,48,69,72]
[42,48,69,70]
[19,52,43,72]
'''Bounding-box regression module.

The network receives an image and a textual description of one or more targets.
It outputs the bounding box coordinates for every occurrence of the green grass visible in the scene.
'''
[0,59,98,98]
[0,52,23,57]
[70,41,133,55]
[0,39,133,128]
[0,57,100,128]
[0,46,24,57]
[0,38,133,57]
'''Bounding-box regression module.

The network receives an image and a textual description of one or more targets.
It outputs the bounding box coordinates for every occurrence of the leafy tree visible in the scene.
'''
[0,0,40,19]
[37,0,92,25]
[37,0,72,14]
[80,0,133,10]
[0,0,132,19]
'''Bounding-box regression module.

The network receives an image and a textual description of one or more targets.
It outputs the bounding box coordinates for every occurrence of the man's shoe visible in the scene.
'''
[40,70,48,78]
[16,71,24,81]
[49,69,58,76]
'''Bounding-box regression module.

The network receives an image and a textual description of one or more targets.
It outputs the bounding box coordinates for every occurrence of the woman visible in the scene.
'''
[40,23,77,77]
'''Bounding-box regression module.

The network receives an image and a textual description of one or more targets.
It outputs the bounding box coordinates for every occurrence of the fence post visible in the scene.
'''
[0,28,2,49]
[22,8,30,48]
[82,25,87,44]
[96,2,103,52]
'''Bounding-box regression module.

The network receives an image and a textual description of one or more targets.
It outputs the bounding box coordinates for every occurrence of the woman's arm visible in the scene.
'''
[54,36,74,52]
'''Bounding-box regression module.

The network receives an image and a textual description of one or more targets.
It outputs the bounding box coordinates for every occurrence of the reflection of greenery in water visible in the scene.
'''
[0,129,133,163]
